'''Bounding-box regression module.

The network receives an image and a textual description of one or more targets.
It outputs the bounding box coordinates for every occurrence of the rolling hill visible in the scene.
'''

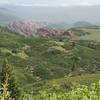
[74,21,94,27]
[0,26,100,92]
[79,27,100,42]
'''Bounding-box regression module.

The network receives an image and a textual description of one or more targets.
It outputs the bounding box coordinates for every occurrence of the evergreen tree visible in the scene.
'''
[0,59,21,100]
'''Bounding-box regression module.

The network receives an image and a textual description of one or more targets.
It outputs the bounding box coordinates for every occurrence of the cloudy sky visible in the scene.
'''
[0,0,100,6]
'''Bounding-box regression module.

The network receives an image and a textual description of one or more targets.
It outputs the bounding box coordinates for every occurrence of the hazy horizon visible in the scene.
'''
[0,0,100,25]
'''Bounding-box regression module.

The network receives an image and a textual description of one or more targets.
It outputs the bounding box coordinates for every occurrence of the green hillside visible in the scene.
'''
[79,27,100,42]
[0,26,100,94]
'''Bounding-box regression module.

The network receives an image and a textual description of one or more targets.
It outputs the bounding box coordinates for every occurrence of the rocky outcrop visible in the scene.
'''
[7,20,47,36]
[36,28,64,37]
[7,21,73,38]
[36,28,73,38]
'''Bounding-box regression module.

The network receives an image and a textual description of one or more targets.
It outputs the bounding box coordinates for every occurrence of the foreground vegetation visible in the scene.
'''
[0,78,100,100]
[33,81,100,100]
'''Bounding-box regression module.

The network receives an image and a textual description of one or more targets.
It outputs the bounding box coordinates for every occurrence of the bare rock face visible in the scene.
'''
[36,28,73,38]
[7,20,73,38]
[7,20,47,36]
[62,31,73,38]
[36,28,64,37]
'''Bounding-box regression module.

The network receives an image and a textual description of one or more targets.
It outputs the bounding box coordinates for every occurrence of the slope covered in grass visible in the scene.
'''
[0,26,100,92]
[79,27,100,42]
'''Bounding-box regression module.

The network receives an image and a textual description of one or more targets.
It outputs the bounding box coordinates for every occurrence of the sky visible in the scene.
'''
[0,0,100,6]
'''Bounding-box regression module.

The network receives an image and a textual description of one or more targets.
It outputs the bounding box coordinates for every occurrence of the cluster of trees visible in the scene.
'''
[78,40,100,50]
[0,59,20,100]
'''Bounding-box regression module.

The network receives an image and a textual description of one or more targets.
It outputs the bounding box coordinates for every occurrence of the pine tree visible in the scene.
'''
[0,59,21,100]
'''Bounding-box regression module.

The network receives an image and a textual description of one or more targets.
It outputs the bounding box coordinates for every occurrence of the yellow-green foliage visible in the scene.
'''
[47,46,68,54]
[33,81,100,100]
[0,81,100,100]
[0,84,12,100]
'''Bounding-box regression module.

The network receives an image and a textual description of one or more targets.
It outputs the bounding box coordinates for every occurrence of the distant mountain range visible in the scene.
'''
[0,5,100,25]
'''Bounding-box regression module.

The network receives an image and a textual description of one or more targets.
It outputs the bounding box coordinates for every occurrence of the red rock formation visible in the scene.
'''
[7,20,47,36]
[7,21,73,38]
[62,31,73,38]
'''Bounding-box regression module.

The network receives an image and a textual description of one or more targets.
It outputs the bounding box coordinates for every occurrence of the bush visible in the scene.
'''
[33,66,51,79]
[33,81,100,100]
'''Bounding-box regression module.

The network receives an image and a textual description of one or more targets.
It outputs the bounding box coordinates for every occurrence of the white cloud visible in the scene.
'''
[78,2,94,6]
[0,0,100,6]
